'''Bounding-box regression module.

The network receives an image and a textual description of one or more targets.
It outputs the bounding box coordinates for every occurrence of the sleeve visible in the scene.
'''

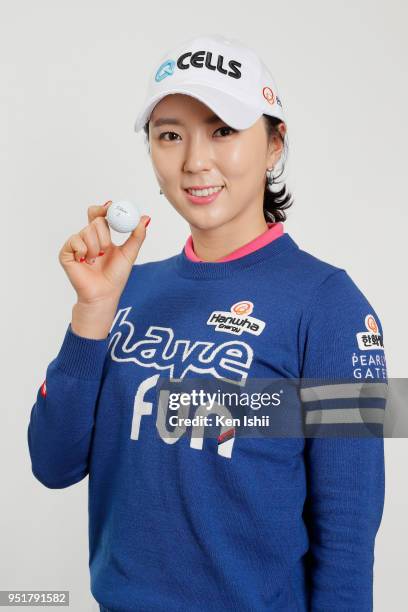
[298,269,388,612]
[27,322,111,489]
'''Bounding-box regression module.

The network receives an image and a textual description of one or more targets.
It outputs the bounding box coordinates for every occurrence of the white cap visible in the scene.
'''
[133,33,285,133]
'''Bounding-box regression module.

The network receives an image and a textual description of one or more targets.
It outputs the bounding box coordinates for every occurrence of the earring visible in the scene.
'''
[266,167,274,191]
[159,188,163,195]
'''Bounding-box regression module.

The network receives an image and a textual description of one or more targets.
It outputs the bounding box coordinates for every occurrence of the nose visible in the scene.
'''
[182,133,213,174]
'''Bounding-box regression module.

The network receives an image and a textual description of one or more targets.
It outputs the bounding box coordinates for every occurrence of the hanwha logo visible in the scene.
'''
[207,300,265,336]
[355,314,384,351]
[231,301,253,316]
[262,86,275,105]
[365,314,378,334]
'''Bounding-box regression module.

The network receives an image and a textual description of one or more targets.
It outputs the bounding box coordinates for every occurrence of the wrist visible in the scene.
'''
[71,299,119,339]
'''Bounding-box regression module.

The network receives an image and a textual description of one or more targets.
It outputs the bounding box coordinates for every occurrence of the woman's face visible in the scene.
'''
[148,94,285,230]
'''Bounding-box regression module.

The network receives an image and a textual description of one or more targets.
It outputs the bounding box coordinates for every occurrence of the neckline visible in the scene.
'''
[174,232,299,280]
[184,221,283,262]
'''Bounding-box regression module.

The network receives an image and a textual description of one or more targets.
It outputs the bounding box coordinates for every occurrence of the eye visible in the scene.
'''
[158,126,236,141]
[214,126,236,137]
[159,131,180,141]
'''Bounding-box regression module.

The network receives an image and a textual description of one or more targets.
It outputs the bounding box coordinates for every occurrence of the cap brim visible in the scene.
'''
[133,83,263,132]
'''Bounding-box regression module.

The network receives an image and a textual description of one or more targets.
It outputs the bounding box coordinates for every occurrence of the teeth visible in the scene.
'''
[188,186,223,196]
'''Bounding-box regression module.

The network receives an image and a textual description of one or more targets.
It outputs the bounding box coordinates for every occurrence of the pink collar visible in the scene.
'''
[184,221,284,262]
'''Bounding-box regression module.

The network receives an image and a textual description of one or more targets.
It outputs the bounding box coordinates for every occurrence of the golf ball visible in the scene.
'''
[106,200,140,233]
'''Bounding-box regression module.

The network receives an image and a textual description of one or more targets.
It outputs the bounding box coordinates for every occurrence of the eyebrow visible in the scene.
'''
[151,113,222,128]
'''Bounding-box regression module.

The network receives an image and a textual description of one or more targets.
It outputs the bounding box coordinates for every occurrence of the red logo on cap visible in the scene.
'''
[262,86,275,105]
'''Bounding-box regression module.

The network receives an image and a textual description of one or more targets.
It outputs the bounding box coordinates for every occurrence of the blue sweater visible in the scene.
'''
[27,232,388,611]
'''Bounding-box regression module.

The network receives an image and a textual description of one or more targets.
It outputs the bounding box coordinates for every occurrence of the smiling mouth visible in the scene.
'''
[183,185,225,205]
[184,186,225,196]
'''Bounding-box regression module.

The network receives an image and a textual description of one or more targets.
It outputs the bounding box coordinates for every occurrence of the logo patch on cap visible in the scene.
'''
[262,86,275,105]
[155,60,176,82]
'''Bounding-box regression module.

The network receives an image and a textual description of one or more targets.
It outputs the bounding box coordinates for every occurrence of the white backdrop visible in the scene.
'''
[1,0,407,610]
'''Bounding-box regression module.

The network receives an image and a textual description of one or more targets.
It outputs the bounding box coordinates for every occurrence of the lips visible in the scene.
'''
[184,186,224,205]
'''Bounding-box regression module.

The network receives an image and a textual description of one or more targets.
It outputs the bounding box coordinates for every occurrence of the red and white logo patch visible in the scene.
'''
[207,300,266,336]
[40,379,47,397]
[262,86,275,105]
[355,314,384,351]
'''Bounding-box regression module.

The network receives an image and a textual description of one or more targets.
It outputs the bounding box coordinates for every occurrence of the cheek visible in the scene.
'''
[226,139,267,187]
[226,142,259,180]
[151,149,177,184]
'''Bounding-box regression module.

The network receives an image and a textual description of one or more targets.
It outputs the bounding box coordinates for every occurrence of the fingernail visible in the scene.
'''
[103,200,112,207]
[79,257,86,262]
[144,217,151,228]
[98,251,105,256]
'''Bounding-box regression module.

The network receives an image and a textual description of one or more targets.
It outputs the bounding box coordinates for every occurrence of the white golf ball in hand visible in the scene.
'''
[106,200,140,233]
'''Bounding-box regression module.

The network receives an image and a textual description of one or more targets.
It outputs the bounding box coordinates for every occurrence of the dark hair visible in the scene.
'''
[261,114,294,223]
[142,113,294,223]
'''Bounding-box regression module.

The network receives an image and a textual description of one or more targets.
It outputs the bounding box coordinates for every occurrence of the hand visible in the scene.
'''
[59,200,150,306]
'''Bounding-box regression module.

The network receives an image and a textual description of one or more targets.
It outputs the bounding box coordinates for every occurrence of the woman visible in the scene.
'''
[27,34,388,611]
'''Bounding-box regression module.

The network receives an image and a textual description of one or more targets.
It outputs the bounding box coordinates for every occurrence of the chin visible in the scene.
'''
[189,211,236,232]
[172,195,235,229]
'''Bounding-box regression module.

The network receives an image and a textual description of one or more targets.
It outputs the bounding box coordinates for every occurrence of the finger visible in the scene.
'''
[79,223,101,263]
[59,233,87,265]
[87,200,112,224]
[92,216,113,254]
[119,216,150,265]
[69,235,88,263]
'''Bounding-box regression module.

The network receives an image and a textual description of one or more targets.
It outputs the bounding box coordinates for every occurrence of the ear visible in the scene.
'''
[278,122,287,139]
[266,122,286,168]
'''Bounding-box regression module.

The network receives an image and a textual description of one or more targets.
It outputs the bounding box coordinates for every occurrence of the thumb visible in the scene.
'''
[119,215,151,264]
